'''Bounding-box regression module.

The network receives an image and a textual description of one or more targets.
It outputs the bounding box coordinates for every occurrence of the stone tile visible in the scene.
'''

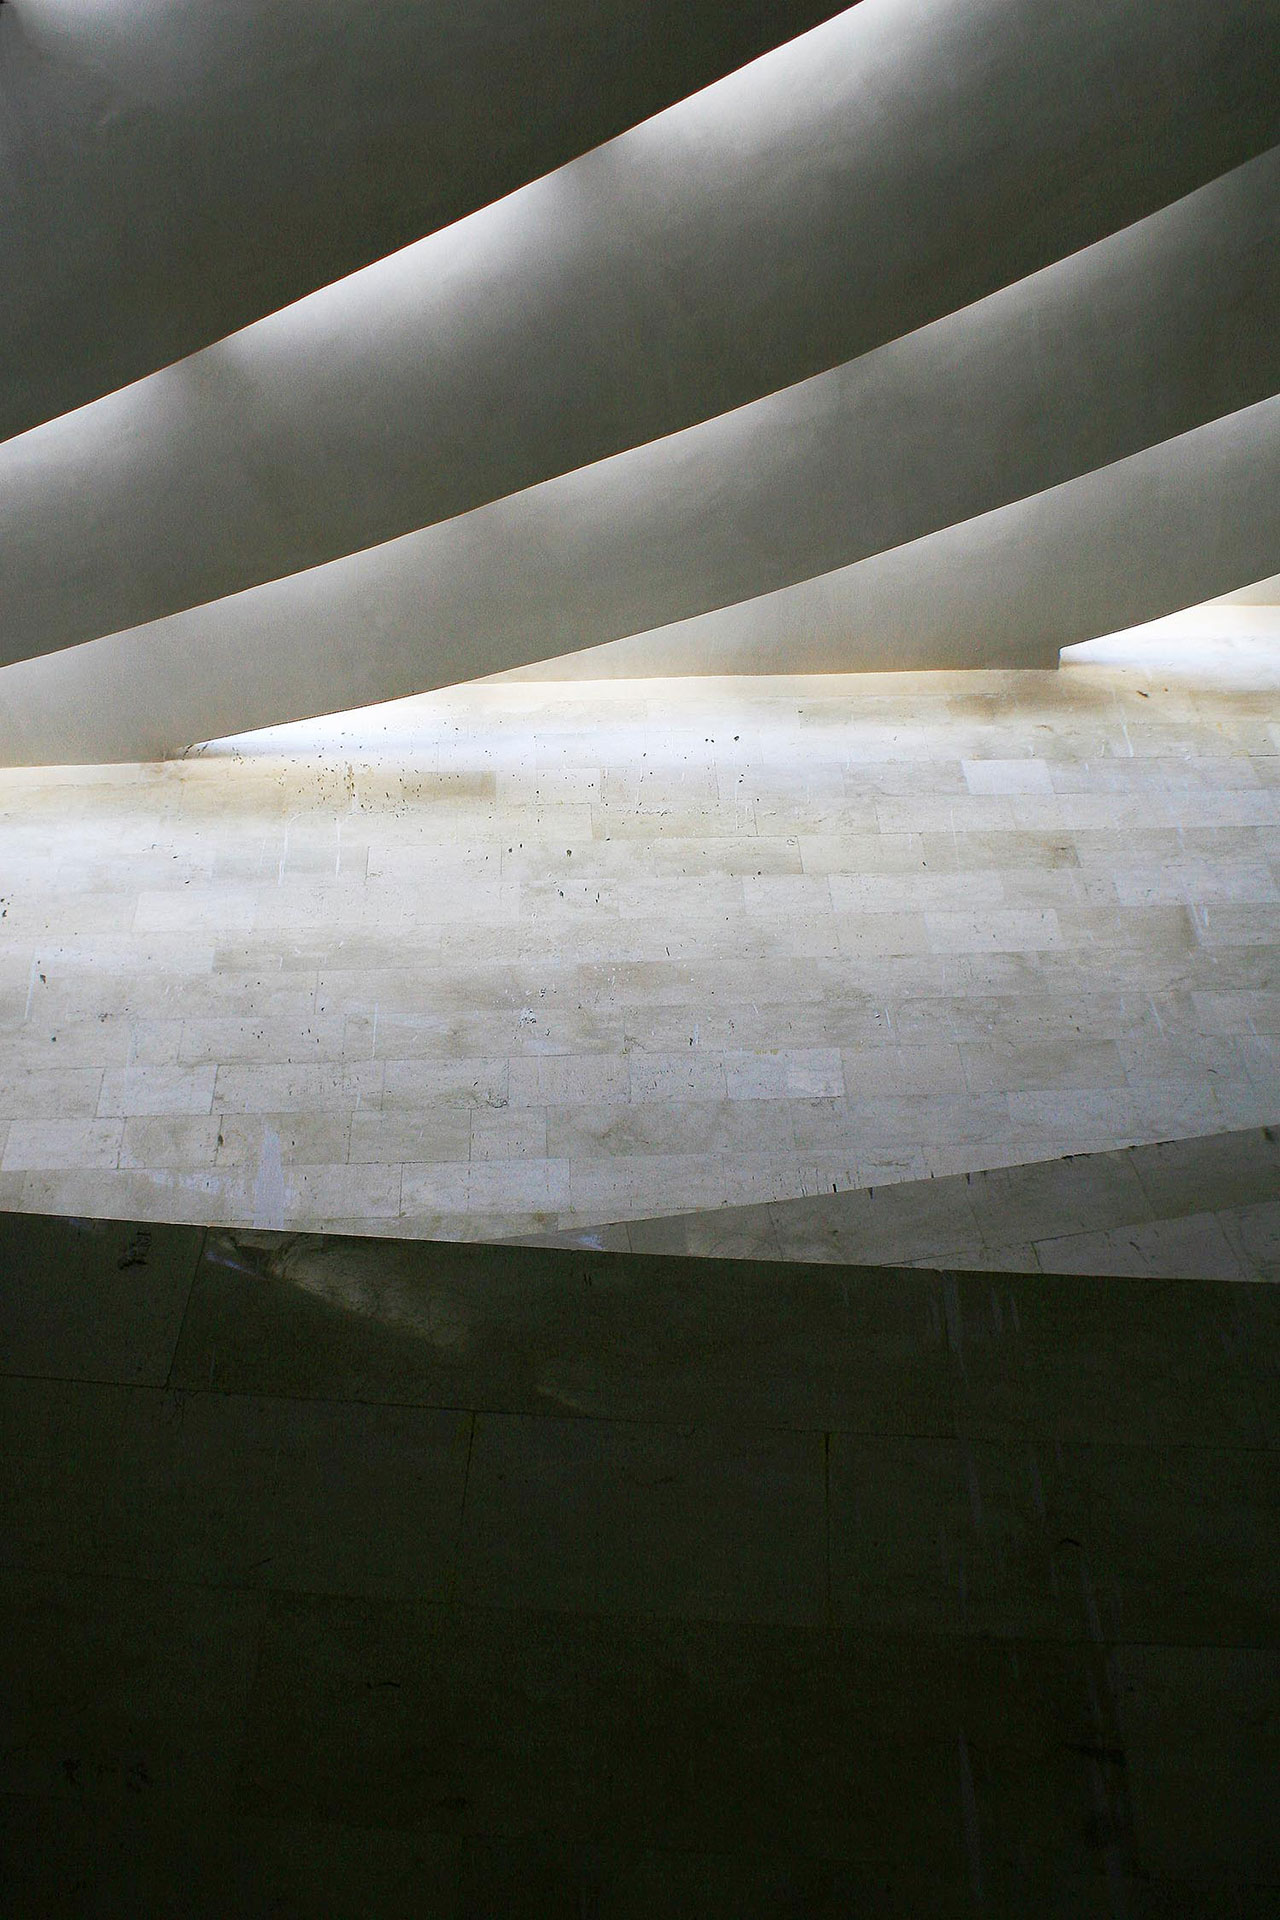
[1035,1212,1247,1280]
[723,1047,846,1099]
[0,1211,202,1384]
[1125,1880,1280,1919]
[829,1435,1075,1640]
[790,1093,1013,1156]
[453,1837,1063,1919]
[1129,1127,1280,1217]
[1114,1645,1280,1883]
[457,1411,825,1626]
[951,1273,1265,1450]
[236,1596,1126,1878]
[213,1060,384,1113]
[515,1223,636,1253]
[1004,1087,1139,1143]
[470,1108,547,1161]
[627,1201,782,1261]
[135,887,256,933]
[177,1014,346,1064]
[768,1178,986,1265]
[398,1162,473,1214]
[627,1051,728,1102]
[213,1108,354,1167]
[1217,1200,1280,1281]
[6,1012,140,1071]
[962,759,1056,796]
[1051,1444,1280,1647]
[966,1149,1153,1245]
[921,828,1080,872]
[569,1153,727,1219]
[98,1062,217,1116]
[169,1234,960,1438]
[546,1098,790,1157]
[1131,1078,1243,1142]
[833,909,929,958]
[0,1066,104,1119]
[284,1161,403,1219]
[0,1375,472,1598]
[830,870,1006,912]
[0,674,1277,1236]
[121,1114,223,1169]
[508,1053,629,1107]
[1113,860,1280,908]
[925,909,1062,953]
[0,1568,264,1811]
[465,1157,570,1215]
[0,1806,463,1920]
[719,1150,818,1207]
[382,1056,511,1111]
[1196,904,1280,949]
[1193,990,1280,1035]
[913,1240,1040,1272]
[842,1044,968,1096]
[16,1163,254,1227]
[961,1039,1127,1095]
[1,1116,123,1171]
[876,796,1018,834]
[348,1106,469,1163]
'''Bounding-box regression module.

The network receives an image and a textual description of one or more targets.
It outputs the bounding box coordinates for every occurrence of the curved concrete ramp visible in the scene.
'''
[495,402,1280,685]
[2,395,1276,765]
[0,0,847,439]
[3,2,1277,664]
[0,0,1277,763]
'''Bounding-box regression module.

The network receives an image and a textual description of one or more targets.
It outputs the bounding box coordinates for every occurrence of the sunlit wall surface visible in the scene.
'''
[1,660,1276,1238]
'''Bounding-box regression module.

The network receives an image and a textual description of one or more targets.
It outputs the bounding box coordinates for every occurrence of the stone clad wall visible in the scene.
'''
[0,663,1275,1240]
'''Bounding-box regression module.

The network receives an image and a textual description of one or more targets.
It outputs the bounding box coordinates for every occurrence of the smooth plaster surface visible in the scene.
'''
[0,0,846,439]
[2,328,1277,766]
[493,401,1280,687]
[2,98,1276,671]
[0,665,1275,1242]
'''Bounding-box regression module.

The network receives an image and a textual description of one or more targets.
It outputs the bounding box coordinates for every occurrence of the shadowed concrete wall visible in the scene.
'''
[0,0,846,439]
[2,0,1277,662]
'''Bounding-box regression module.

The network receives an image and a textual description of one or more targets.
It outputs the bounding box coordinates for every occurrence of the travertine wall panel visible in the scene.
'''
[0,664,1275,1238]
[524,1127,1280,1281]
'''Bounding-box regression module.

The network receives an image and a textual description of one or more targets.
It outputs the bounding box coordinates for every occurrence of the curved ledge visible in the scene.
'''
[1,398,1275,765]
[2,0,1276,660]
[0,0,848,438]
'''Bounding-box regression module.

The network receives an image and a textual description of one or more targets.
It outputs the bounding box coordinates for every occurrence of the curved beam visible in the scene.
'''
[0,0,847,438]
[2,0,1277,662]
[1,151,1277,674]
[0,187,1275,764]
[499,401,1280,681]
[2,400,1274,765]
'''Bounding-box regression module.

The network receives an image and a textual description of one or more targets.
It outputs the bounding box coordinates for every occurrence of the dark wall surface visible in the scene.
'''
[0,1209,1276,1912]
